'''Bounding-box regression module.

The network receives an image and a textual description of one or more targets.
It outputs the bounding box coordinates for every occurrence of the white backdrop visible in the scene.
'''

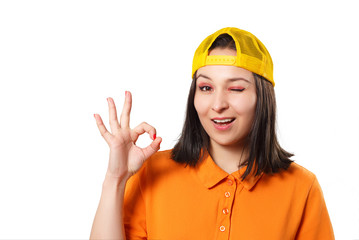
[0,0,358,239]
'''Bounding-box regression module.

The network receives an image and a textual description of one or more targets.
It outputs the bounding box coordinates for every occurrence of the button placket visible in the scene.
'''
[224,191,231,198]
[218,176,237,235]
[222,208,229,215]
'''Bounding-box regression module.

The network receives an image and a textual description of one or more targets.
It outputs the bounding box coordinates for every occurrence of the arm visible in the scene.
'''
[90,91,161,239]
[90,173,130,240]
[295,175,335,240]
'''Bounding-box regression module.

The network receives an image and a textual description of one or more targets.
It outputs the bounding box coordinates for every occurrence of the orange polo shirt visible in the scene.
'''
[123,149,334,240]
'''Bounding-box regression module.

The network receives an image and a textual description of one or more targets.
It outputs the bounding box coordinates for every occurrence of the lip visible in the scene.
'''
[211,117,235,120]
[211,118,235,131]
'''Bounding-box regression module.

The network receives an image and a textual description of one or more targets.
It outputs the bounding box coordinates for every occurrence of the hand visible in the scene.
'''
[94,91,162,179]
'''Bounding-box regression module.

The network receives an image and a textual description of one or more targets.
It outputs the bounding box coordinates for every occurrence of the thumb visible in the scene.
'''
[142,137,162,159]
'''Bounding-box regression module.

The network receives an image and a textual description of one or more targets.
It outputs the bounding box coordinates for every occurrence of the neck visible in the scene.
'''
[208,139,249,174]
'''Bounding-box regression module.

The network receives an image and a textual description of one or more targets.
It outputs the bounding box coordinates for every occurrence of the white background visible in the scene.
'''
[0,0,358,239]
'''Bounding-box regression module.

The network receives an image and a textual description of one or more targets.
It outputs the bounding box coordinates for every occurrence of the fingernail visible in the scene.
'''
[125,91,128,96]
[153,134,156,140]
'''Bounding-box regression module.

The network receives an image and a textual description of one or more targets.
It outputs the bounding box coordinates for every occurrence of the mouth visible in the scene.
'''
[211,118,235,125]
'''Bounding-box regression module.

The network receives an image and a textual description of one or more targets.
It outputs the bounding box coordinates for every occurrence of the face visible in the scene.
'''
[194,48,257,148]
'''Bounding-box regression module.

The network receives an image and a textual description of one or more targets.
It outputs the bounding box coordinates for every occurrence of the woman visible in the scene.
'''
[90,27,335,239]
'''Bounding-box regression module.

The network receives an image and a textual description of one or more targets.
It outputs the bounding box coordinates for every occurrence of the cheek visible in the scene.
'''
[194,94,207,116]
[231,94,257,114]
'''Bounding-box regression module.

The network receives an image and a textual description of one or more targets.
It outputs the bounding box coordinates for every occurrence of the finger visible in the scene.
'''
[120,91,132,129]
[130,122,157,144]
[94,114,113,144]
[142,137,162,160]
[107,97,120,134]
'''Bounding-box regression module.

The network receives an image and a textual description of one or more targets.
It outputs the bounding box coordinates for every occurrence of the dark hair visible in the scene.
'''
[207,33,236,51]
[171,34,294,181]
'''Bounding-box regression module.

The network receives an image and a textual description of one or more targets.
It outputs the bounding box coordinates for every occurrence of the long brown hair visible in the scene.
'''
[171,34,294,180]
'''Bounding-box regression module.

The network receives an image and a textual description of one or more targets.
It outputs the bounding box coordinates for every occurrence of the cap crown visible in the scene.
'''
[192,27,274,86]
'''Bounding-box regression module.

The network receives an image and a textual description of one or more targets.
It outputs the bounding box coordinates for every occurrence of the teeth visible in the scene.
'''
[213,119,233,123]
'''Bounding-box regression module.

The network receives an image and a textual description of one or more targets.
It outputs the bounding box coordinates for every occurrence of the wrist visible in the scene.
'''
[103,171,131,186]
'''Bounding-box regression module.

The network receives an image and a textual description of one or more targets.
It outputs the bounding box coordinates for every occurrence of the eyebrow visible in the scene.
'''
[196,74,251,83]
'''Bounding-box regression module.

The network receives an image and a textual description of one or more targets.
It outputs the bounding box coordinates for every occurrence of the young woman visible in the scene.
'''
[90,27,335,239]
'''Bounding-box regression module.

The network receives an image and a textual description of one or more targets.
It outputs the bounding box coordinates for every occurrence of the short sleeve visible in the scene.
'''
[295,175,335,240]
[123,165,147,240]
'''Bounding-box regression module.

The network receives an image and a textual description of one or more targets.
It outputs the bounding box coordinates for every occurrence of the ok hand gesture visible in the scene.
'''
[94,91,162,180]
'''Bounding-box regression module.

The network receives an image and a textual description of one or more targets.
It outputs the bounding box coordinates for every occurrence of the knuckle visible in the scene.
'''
[99,128,107,136]
[100,131,107,139]
[109,119,118,125]
[109,137,124,148]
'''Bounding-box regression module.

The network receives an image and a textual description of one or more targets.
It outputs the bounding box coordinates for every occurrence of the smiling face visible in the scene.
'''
[194,48,257,148]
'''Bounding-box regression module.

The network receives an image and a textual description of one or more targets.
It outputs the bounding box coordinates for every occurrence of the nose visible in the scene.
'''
[211,91,229,112]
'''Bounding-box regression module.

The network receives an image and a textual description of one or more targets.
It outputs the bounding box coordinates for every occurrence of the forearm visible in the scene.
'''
[90,174,130,240]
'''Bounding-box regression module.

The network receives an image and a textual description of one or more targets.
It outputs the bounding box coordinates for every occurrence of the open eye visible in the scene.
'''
[199,86,212,92]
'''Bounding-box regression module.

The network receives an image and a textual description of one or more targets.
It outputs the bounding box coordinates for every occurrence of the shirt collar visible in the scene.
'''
[194,151,263,191]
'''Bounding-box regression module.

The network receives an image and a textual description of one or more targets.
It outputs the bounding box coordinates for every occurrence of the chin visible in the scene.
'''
[211,136,243,147]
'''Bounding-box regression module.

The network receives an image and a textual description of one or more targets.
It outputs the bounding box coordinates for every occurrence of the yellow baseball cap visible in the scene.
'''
[192,27,275,86]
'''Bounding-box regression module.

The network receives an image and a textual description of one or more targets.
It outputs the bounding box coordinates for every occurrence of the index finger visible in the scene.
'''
[120,91,132,128]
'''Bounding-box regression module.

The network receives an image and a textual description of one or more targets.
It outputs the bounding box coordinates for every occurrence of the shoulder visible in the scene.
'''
[131,149,186,181]
[286,161,316,183]
[260,161,317,192]
[145,148,183,170]
[125,149,175,191]
[147,148,173,163]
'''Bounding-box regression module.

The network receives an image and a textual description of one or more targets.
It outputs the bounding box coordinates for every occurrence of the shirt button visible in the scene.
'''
[219,225,226,232]
[222,208,229,214]
[224,191,231,198]
[227,179,233,185]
